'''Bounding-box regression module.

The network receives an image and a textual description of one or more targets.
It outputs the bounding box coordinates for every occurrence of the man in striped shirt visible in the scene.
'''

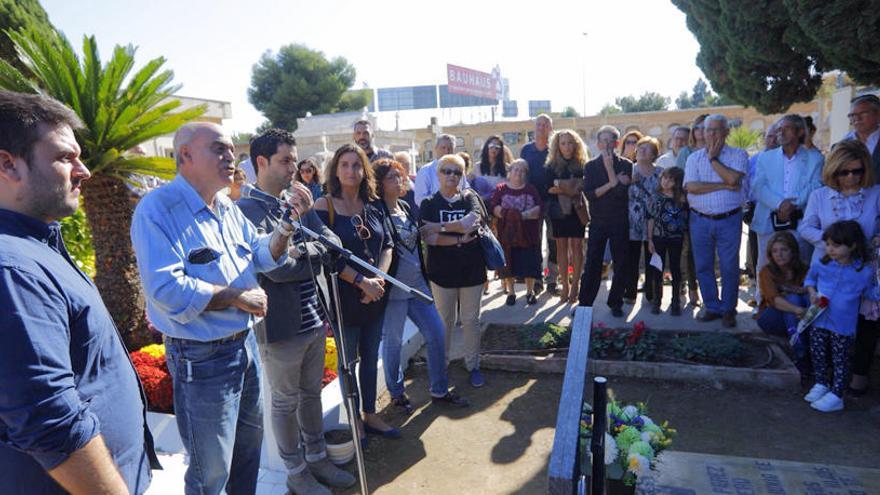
[237,129,354,495]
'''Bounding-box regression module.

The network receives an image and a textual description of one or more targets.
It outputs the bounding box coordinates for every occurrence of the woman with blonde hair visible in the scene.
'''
[545,129,590,303]
[799,139,880,397]
[419,154,489,388]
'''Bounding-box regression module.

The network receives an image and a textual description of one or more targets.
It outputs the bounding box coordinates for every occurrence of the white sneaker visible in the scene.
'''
[804,383,829,402]
[810,392,844,412]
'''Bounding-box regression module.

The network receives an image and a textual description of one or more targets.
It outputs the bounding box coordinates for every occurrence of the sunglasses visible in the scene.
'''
[834,168,865,178]
[488,143,502,150]
[440,168,463,177]
[350,214,371,241]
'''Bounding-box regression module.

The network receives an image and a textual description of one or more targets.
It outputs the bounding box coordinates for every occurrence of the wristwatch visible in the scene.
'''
[354,273,364,285]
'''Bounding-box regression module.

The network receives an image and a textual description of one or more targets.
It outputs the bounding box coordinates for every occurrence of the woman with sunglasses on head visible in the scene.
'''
[373,159,470,415]
[314,144,398,441]
[619,130,644,162]
[419,154,489,388]
[295,157,323,200]
[799,140,880,397]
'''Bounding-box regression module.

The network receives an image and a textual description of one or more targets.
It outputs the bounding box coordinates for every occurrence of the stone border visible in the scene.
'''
[480,331,800,390]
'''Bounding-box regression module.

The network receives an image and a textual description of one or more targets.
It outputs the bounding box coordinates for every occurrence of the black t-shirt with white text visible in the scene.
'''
[419,192,487,288]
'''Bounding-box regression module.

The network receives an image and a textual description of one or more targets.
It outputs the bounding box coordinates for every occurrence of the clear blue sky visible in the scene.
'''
[41,0,708,133]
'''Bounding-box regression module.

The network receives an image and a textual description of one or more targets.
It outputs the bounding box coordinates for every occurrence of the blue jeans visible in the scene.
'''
[165,331,263,495]
[757,293,810,363]
[383,296,449,398]
[338,314,384,414]
[689,211,742,314]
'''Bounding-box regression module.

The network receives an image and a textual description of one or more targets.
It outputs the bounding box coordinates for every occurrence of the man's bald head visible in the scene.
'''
[174,122,226,168]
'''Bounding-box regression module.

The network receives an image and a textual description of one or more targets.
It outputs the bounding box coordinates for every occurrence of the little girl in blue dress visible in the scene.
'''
[802,220,880,412]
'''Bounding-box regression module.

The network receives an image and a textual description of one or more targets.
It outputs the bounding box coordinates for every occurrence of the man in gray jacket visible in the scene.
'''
[237,129,354,495]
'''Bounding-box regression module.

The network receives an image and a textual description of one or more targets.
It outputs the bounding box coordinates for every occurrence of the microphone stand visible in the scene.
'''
[278,205,432,495]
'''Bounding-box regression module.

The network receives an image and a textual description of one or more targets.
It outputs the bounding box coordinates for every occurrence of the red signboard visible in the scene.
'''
[447,64,500,100]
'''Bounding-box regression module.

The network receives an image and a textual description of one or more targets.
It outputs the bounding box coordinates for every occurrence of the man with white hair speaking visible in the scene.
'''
[684,114,749,328]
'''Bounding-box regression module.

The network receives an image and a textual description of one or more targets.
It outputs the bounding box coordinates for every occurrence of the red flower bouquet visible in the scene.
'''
[790,295,829,346]
[130,348,174,413]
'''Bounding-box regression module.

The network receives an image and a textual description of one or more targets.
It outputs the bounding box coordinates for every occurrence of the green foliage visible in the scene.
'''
[561,106,580,118]
[672,0,854,113]
[590,325,657,361]
[675,78,735,109]
[0,28,206,180]
[670,333,744,366]
[0,0,55,77]
[599,103,621,116]
[726,125,763,152]
[613,92,670,113]
[521,323,571,349]
[248,44,365,131]
[59,204,95,277]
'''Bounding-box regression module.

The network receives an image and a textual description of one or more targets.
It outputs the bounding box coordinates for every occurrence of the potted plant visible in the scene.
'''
[580,400,675,494]
[324,427,355,465]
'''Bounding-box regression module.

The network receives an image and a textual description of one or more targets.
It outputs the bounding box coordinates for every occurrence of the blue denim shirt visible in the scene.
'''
[131,175,285,341]
[804,259,880,336]
[0,208,153,494]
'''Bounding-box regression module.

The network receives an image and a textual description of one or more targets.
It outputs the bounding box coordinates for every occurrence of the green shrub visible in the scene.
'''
[671,333,744,366]
[59,205,95,277]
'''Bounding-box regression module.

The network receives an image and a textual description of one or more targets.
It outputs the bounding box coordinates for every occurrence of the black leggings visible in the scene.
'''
[649,237,683,307]
[853,316,880,376]
[810,327,854,396]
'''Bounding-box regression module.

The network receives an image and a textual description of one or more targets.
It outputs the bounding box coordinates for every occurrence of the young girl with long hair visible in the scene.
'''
[802,220,880,412]
[646,166,688,315]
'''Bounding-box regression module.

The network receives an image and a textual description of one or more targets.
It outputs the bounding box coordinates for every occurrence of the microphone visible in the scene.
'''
[240,184,283,206]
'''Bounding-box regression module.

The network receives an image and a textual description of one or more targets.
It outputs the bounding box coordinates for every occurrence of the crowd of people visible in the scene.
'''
[2,88,880,495]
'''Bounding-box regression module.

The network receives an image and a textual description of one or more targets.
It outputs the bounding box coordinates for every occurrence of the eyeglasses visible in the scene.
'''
[848,110,875,120]
[834,168,865,178]
[439,168,463,177]
[350,214,372,241]
[624,140,638,146]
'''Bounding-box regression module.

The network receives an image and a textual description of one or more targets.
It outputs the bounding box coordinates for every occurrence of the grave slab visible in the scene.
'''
[638,451,880,495]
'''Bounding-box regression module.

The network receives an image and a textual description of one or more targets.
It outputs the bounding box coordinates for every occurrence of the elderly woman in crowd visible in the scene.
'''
[314,144,398,440]
[545,129,590,304]
[373,159,469,413]
[624,136,664,306]
[799,140,880,397]
[295,157,323,200]
[490,159,543,306]
[419,154,489,388]
[619,130,644,162]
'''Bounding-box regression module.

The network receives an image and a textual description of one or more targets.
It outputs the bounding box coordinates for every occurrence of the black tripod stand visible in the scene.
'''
[287,213,433,495]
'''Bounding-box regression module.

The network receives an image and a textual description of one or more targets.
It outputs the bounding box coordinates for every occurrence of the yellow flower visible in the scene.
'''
[324,338,338,371]
[139,344,165,359]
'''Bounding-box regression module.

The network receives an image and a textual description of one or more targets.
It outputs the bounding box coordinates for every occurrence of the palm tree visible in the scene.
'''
[0,28,205,349]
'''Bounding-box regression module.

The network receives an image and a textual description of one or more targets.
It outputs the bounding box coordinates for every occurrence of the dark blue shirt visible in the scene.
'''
[520,142,550,198]
[0,208,154,494]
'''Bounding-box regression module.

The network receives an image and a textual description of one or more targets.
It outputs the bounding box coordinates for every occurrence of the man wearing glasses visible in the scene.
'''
[683,114,749,328]
[842,94,880,177]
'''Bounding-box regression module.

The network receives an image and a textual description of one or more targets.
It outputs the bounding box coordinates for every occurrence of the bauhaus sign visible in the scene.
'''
[447,64,502,100]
